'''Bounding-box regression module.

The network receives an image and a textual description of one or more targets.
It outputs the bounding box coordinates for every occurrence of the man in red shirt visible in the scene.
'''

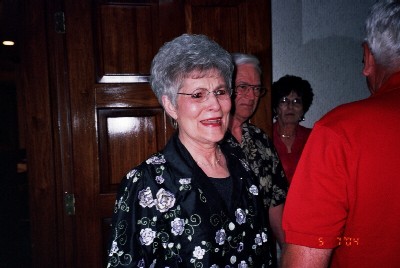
[282,1,400,267]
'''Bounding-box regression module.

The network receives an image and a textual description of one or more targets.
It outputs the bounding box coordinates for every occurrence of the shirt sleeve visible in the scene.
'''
[268,143,288,207]
[107,166,160,267]
[283,125,350,249]
[251,127,288,208]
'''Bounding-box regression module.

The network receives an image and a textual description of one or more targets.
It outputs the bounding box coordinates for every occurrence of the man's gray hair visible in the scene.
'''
[231,53,262,75]
[365,0,400,70]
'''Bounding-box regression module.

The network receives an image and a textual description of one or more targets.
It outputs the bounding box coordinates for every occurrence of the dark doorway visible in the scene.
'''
[0,83,31,267]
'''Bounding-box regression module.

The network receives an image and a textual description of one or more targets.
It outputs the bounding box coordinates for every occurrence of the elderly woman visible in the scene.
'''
[272,75,314,185]
[107,34,271,267]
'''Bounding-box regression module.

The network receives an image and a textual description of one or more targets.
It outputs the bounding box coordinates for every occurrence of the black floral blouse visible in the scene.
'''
[107,133,272,267]
[225,123,288,208]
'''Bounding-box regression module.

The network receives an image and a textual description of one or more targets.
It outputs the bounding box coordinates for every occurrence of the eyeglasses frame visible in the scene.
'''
[177,87,232,103]
[234,83,267,97]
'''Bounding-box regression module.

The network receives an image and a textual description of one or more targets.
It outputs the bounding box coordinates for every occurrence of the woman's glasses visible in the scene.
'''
[177,87,231,103]
[279,97,303,107]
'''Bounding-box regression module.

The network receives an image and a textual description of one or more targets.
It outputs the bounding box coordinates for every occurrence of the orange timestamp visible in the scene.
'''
[318,236,360,247]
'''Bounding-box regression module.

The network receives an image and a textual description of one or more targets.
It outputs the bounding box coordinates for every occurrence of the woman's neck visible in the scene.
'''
[276,121,298,153]
[179,137,229,177]
[277,121,298,138]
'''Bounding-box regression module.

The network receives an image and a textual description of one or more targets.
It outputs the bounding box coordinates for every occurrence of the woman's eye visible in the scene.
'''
[216,89,226,95]
[191,92,203,99]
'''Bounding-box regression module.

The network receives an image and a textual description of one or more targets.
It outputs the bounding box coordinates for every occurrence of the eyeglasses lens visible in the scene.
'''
[235,84,266,96]
[279,97,302,106]
[178,88,231,103]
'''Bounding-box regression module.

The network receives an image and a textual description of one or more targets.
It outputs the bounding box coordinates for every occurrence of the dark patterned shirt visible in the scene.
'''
[107,133,272,267]
[225,122,288,208]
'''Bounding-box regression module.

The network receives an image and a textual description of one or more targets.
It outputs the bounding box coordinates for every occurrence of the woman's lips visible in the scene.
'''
[200,117,222,126]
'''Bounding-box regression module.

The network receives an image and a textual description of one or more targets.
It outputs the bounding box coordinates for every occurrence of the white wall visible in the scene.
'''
[272,0,375,127]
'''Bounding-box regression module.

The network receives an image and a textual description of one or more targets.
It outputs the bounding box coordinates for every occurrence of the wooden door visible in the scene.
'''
[23,0,272,267]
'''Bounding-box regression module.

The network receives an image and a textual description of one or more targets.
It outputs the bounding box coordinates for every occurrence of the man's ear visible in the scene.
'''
[363,43,375,76]
[162,95,178,120]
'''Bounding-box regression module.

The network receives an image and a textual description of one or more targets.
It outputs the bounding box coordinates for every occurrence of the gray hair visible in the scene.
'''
[231,53,262,75]
[150,34,234,107]
[365,0,400,70]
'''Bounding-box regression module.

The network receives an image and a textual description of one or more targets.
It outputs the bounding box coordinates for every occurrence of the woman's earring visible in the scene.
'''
[172,118,178,129]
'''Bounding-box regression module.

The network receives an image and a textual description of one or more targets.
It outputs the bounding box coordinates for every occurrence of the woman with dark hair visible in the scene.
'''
[271,75,314,184]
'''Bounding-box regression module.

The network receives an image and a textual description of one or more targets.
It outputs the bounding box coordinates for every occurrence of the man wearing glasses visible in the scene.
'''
[226,53,288,267]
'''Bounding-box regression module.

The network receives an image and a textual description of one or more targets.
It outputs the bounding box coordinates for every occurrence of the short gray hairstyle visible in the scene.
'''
[365,0,400,70]
[150,34,234,107]
[231,53,262,75]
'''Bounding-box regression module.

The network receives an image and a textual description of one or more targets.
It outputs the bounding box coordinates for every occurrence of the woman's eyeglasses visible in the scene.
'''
[235,84,266,97]
[177,87,231,103]
[279,97,303,107]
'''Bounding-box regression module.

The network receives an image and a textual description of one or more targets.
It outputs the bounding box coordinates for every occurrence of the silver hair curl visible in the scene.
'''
[150,34,234,107]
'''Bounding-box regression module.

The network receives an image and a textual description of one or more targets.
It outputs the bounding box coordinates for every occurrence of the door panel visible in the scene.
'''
[186,3,241,51]
[95,3,158,82]
[97,107,168,193]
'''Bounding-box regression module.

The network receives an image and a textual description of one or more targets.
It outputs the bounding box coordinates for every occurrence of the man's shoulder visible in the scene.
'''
[243,122,260,133]
[243,122,271,139]
[240,123,277,152]
[316,97,370,127]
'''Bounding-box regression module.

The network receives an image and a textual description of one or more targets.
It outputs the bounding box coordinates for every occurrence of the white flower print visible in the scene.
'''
[109,241,118,256]
[239,159,250,171]
[138,259,145,268]
[179,178,191,184]
[230,255,237,264]
[249,185,258,195]
[262,231,268,242]
[192,246,205,259]
[254,233,263,246]
[139,228,156,245]
[146,155,166,165]
[215,229,226,245]
[237,242,244,252]
[127,169,142,183]
[116,189,129,212]
[138,187,156,208]
[210,265,219,268]
[149,259,156,268]
[235,208,246,225]
[238,260,248,268]
[155,188,176,212]
[155,175,164,184]
[171,218,185,236]
[126,169,137,179]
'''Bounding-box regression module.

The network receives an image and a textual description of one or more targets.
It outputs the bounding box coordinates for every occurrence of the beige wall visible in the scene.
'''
[272,0,374,128]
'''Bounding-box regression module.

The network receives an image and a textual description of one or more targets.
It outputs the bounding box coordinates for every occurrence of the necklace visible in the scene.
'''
[195,146,222,167]
[278,126,296,139]
[280,132,296,138]
[281,134,293,138]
